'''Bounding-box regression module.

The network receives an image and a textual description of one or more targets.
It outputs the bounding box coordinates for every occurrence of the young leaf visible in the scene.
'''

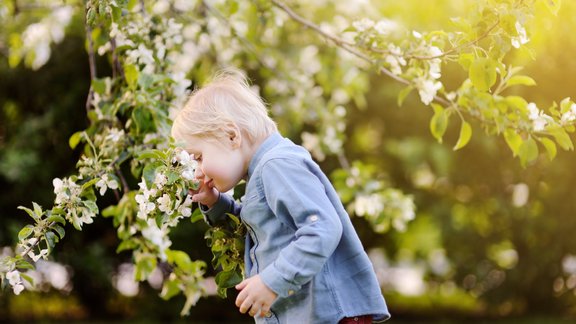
[519,136,539,167]
[453,121,472,150]
[17,206,37,220]
[537,137,557,160]
[52,224,66,240]
[32,202,43,218]
[430,104,448,143]
[47,214,66,225]
[469,58,497,92]
[504,129,523,156]
[506,75,536,87]
[160,276,181,300]
[549,127,574,150]
[18,225,34,241]
[124,64,139,89]
[69,131,84,149]
[397,85,413,107]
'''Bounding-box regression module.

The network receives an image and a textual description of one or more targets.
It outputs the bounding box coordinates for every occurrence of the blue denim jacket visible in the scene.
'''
[202,133,390,323]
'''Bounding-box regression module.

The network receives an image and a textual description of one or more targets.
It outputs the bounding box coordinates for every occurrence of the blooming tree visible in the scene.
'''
[0,0,572,315]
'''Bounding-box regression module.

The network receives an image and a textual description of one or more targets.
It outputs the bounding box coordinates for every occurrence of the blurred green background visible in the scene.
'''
[2,0,576,322]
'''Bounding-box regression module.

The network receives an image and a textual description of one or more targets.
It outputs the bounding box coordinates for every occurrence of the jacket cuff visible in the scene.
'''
[199,193,233,225]
[259,263,301,298]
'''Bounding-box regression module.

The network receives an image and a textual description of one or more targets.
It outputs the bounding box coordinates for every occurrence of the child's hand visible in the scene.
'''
[235,275,278,318]
[188,180,219,208]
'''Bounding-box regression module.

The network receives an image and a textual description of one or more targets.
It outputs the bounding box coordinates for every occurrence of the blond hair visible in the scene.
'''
[171,68,277,146]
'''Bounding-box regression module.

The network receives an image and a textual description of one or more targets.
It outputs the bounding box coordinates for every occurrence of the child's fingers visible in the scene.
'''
[235,279,248,290]
[238,295,253,314]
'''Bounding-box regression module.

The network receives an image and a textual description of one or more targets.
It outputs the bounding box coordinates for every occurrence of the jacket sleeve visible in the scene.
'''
[199,193,242,226]
[258,158,343,297]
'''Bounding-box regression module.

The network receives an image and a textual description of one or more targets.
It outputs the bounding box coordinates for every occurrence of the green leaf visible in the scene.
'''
[45,231,59,251]
[397,85,413,107]
[52,224,66,240]
[135,255,157,281]
[69,131,84,149]
[215,269,242,289]
[469,58,497,92]
[91,78,106,95]
[538,137,557,160]
[453,121,472,151]
[160,276,181,300]
[430,104,449,143]
[506,75,536,87]
[116,240,138,253]
[519,136,539,167]
[83,200,99,214]
[32,202,43,218]
[18,225,34,241]
[166,250,194,272]
[124,64,139,89]
[137,149,167,161]
[504,129,523,156]
[16,259,35,270]
[47,214,66,225]
[549,127,574,150]
[20,273,34,286]
[17,206,37,220]
[81,178,99,192]
[458,53,474,70]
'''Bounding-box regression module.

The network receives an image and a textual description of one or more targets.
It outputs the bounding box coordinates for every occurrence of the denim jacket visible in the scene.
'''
[202,133,390,323]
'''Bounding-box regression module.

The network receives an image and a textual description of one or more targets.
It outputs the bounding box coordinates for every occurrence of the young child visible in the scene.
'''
[171,69,390,323]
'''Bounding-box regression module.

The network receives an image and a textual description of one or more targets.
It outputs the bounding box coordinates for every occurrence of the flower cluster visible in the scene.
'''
[132,149,197,259]
[6,270,25,295]
[53,177,97,230]
[527,102,553,131]
[13,5,74,69]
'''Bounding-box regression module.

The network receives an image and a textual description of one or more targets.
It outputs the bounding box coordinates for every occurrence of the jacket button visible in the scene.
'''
[265,312,272,318]
[287,289,295,296]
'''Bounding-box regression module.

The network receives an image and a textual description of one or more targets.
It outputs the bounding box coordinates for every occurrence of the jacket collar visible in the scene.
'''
[247,132,283,180]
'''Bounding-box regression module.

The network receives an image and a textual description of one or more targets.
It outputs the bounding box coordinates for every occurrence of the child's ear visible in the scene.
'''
[226,123,242,148]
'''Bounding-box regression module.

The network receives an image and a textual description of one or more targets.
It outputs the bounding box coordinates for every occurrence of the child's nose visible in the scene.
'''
[194,166,204,180]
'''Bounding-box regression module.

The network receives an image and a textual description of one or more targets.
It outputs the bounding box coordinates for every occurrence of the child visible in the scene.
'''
[171,69,390,323]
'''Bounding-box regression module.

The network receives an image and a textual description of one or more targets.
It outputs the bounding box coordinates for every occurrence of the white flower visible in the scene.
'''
[374,19,398,35]
[154,173,168,190]
[415,77,442,105]
[28,248,49,262]
[158,194,173,215]
[412,30,423,39]
[142,219,171,260]
[7,270,21,286]
[354,194,384,217]
[105,128,125,142]
[96,174,119,196]
[13,283,25,295]
[135,194,156,219]
[384,44,406,76]
[511,21,529,49]
[561,103,576,124]
[352,18,375,32]
[182,169,195,181]
[526,102,552,131]
[177,195,193,217]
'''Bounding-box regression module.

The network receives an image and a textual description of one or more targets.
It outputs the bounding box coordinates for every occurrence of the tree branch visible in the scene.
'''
[270,0,450,105]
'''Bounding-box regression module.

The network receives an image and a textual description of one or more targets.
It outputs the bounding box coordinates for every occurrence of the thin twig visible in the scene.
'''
[270,0,409,87]
[85,22,97,113]
[271,0,450,106]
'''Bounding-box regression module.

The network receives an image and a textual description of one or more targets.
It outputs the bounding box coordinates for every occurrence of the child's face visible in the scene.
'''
[185,135,246,193]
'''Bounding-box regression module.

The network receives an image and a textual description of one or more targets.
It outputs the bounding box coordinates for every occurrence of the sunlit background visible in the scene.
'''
[1,0,576,322]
